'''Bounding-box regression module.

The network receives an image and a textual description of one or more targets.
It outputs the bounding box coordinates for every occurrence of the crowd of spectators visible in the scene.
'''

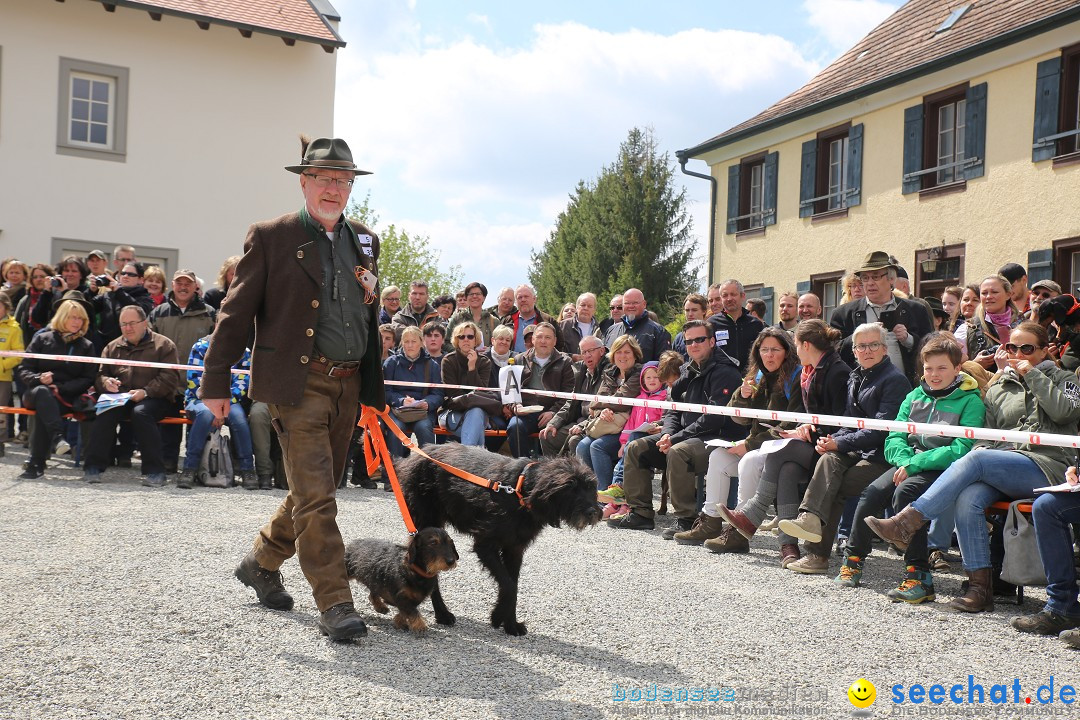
[9,244,1080,647]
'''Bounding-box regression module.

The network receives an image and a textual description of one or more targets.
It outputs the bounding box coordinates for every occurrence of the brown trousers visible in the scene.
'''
[252,370,361,612]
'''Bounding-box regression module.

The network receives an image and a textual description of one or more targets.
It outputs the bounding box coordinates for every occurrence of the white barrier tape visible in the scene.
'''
[6,350,1076,450]
[382,378,1080,450]
[0,351,249,375]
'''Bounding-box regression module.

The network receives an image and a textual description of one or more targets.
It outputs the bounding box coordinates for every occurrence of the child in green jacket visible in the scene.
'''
[835,333,985,603]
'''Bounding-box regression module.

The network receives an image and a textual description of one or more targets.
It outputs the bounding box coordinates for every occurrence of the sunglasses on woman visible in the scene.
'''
[1004,343,1043,355]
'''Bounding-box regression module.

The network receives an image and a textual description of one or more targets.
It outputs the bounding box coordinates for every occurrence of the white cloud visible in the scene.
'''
[803,0,899,51]
[334,17,822,292]
[466,13,492,32]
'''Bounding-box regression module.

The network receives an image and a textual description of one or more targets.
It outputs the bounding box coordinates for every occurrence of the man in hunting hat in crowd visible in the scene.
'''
[202,136,384,641]
[829,250,934,384]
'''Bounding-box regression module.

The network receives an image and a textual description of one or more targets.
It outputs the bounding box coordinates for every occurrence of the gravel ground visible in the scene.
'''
[1,441,1078,720]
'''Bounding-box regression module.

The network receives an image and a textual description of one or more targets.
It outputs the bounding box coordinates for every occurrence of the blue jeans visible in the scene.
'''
[184,400,254,471]
[442,408,505,446]
[576,433,622,490]
[1032,492,1080,618]
[928,504,957,550]
[508,413,541,458]
[911,449,1045,571]
[388,413,436,458]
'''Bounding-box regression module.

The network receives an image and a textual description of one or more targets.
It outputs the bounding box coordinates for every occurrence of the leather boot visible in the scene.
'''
[949,568,994,613]
[863,505,927,549]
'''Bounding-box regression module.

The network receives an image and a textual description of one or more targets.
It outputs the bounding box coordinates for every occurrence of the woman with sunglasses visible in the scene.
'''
[91,262,155,344]
[439,321,506,447]
[963,274,1022,369]
[867,322,1080,613]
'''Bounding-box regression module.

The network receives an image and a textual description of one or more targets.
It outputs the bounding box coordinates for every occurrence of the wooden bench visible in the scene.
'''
[0,406,192,425]
[985,500,1035,605]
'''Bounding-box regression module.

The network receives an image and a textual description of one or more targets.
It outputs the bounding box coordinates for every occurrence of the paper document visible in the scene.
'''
[95,392,132,413]
[758,438,795,454]
[1033,483,1080,494]
[705,439,737,449]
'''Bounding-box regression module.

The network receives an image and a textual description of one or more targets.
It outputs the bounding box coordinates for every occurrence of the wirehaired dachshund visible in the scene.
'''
[345,527,459,633]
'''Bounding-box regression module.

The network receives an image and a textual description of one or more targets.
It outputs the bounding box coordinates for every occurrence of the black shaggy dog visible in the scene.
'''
[398,444,603,636]
[345,527,459,634]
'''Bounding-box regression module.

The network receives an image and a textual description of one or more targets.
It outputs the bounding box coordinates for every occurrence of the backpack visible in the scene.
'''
[199,426,234,488]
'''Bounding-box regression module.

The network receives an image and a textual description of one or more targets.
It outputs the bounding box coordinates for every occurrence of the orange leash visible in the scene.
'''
[358,406,535,535]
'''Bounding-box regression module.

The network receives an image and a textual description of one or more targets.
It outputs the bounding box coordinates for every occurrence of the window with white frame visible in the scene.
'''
[934,96,966,184]
[57,58,128,161]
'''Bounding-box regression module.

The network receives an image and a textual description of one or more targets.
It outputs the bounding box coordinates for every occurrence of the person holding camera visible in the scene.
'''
[961,274,1023,371]
[29,256,92,329]
[92,262,155,343]
[829,251,933,385]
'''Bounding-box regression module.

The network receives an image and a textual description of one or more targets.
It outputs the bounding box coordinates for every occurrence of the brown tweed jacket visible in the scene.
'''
[201,211,385,408]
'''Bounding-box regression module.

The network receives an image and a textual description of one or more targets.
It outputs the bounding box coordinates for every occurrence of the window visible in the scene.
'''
[57,58,129,161]
[1053,238,1080,296]
[725,151,778,234]
[913,243,965,298]
[810,270,844,322]
[1032,44,1080,162]
[743,284,774,325]
[902,82,986,194]
[799,123,864,217]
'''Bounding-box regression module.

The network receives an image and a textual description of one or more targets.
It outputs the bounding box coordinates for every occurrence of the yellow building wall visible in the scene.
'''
[708,48,1080,298]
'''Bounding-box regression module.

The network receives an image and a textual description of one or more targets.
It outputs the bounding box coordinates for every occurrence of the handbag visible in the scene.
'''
[391,359,433,424]
[1000,499,1047,587]
[583,411,630,439]
[198,427,235,488]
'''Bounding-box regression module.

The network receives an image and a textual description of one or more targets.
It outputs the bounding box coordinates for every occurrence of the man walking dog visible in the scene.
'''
[202,136,384,641]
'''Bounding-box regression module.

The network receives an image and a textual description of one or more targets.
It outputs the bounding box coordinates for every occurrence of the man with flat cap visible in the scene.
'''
[202,136,384,641]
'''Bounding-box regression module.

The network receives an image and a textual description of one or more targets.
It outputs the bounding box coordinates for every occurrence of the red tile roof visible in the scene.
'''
[683,0,1080,157]
[93,0,345,49]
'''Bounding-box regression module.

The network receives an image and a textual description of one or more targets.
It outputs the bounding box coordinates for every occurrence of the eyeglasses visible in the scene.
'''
[1005,343,1042,355]
[458,334,475,340]
[119,320,145,328]
[1032,291,1054,300]
[582,346,605,353]
[853,342,885,352]
[758,347,785,355]
[859,272,889,283]
[118,271,139,278]
[384,296,401,303]
[685,335,711,346]
[303,173,354,190]
[466,292,485,298]
[609,305,623,310]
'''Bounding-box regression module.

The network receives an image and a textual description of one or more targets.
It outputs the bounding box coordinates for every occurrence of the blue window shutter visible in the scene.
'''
[763,151,779,227]
[799,139,817,217]
[726,164,740,234]
[761,286,775,324]
[902,104,924,195]
[1027,249,1053,284]
[846,123,864,207]
[963,83,987,180]
[1033,57,1063,162]
[796,280,811,294]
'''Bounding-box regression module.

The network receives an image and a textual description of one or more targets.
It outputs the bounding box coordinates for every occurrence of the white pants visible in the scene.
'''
[737,449,768,506]
[703,447,740,517]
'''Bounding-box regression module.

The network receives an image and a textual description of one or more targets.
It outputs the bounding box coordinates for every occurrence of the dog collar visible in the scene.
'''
[515,462,539,509]
[408,563,438,578]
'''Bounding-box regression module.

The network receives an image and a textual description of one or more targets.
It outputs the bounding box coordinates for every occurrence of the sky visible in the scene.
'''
[331,0,900,301]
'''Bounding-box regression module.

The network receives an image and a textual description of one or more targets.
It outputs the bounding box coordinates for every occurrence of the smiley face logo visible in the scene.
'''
[848,678,876,709]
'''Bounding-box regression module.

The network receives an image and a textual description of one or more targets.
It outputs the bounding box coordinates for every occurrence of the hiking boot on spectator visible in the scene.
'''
[929,549,951,572]
[257,474,274,490]
[704,526,751,554]
[596,485,626,505]
[864,505,926,549]
[235,552,294,610]
[833,556,863,587]
[888,567,936,604]
[240,470,258,491]
[950,568,994,612]
[674,513,725,545]
[787,553,829,574]
[607,511,654,531]
[1012,610,1080,636]
[318,602,368,641]
[142,473,167,488]
[717,506,759,541]
[779,512,823,543]
[662,516,697,540]
[176,468,197,490]
[779,543,801,568]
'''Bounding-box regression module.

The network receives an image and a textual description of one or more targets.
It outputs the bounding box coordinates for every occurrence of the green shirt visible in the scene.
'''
[301,208,370,363]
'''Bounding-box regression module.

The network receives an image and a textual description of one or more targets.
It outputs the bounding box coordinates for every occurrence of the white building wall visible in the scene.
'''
[0,0,339,282]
